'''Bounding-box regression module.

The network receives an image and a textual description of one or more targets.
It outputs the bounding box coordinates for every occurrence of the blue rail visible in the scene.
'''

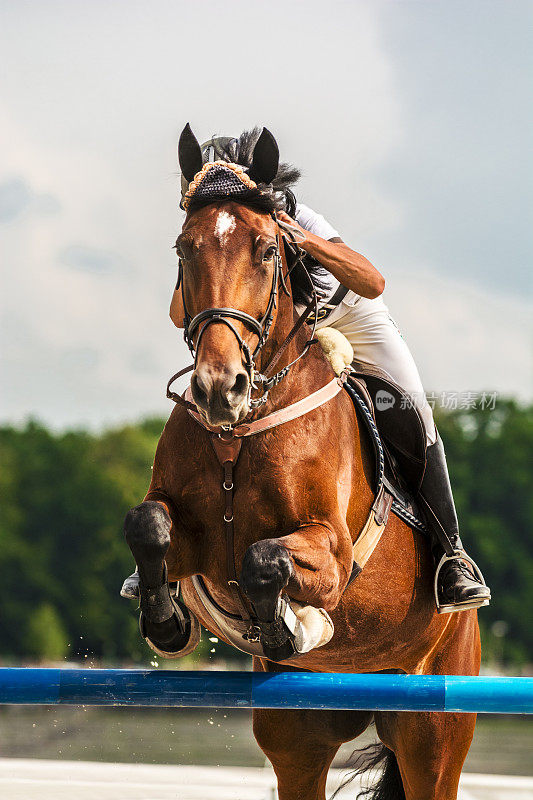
[0,670,532,714]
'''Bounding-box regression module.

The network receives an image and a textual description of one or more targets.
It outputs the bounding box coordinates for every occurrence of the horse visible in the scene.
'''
[123,126,480,800]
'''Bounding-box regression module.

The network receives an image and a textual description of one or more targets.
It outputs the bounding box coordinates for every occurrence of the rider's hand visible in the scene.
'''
[277,210,308,243]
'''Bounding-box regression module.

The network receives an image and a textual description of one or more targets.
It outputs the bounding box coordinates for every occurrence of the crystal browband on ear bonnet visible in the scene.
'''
[182,160,258,210]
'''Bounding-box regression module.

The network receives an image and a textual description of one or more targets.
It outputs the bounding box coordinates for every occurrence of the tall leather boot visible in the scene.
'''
[419,433,490,614]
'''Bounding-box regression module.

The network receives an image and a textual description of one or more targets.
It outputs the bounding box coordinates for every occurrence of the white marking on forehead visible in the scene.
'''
[214,210,236,246]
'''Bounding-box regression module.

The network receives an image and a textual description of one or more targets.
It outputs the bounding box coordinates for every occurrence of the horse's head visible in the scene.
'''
[177,125,282,427]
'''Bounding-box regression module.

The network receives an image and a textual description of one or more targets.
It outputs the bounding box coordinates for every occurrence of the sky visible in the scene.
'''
[1,0,531,429]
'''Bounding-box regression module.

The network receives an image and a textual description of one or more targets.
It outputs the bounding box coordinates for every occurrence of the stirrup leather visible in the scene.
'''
[434,550,490,615]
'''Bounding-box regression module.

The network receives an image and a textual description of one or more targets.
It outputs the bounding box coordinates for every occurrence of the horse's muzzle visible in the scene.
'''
[191,365,250,427]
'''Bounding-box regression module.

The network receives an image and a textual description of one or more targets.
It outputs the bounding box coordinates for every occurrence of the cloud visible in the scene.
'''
[60,347,100,370]
[0,103,185,428]
[384,267,532,401]
[0,1,530,429]
[372,1,533,300]
[0,176,61,224]
[59,245,126,275]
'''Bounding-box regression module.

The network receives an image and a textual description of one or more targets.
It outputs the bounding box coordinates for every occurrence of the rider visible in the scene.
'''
[121,132,490,614]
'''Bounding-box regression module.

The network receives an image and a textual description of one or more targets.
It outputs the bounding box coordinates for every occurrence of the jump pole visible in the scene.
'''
[0,670,532,714]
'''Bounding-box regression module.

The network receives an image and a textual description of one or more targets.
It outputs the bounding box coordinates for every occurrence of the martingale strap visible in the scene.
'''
[209,432,258,633]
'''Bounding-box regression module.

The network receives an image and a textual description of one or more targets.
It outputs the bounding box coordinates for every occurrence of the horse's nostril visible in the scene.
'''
[191,373,208,408]
[231,372,249,397]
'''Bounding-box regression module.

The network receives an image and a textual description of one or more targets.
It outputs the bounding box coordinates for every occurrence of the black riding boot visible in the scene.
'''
[420,433,490,614]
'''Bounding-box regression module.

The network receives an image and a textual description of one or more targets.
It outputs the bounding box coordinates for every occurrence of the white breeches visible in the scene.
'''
[319,295,437,446]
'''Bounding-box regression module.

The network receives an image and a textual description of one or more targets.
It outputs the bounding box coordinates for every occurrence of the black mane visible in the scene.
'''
[186,127,329,305]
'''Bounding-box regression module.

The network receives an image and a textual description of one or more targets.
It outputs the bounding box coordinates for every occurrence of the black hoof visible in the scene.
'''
[140,599,191,653]
[240,539,293,622]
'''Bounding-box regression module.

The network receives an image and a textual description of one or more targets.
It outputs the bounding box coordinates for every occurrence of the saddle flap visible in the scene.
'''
[351,363,427,494]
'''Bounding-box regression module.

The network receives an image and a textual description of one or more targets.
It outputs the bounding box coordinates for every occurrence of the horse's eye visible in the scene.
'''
[263,246,276,261]
[175,238,192,260]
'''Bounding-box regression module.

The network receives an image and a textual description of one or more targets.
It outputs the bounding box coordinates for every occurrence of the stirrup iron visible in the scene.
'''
[434,550,490,614]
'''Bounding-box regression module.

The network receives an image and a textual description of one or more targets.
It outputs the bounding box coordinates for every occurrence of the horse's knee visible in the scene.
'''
[240,539,293,621]
[124,501,171,558]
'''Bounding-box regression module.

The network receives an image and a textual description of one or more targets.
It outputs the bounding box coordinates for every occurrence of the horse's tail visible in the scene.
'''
[332,742,406,800]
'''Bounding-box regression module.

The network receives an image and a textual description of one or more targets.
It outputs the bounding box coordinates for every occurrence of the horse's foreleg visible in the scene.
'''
[277,521,353,610]
[124,499,199,658]
[241,522,352,613]
[240,522,351,660]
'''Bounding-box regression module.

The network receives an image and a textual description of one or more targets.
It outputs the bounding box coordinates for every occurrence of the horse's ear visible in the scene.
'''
[178,123,203,183]
[248,128,279,185]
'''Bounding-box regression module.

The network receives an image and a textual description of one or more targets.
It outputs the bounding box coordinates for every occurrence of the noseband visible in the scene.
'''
[172,217,318,412]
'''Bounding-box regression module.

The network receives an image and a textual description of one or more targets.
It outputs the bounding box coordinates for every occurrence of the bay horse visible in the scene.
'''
[124,127,480,800]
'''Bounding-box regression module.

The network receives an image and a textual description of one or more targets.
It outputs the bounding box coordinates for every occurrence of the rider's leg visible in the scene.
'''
[324,295,490,612]
[419,432,489,611]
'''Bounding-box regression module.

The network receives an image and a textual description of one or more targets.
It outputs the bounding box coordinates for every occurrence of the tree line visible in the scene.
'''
[0,400,531,667]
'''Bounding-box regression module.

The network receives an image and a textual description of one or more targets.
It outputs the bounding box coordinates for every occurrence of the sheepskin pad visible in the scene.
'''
[316,327,354,375]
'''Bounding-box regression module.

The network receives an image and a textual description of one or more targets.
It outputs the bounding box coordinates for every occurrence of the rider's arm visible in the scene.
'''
[277,210,385,299]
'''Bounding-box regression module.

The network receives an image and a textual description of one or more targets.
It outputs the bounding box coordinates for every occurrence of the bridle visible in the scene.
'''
[169,214,320,415]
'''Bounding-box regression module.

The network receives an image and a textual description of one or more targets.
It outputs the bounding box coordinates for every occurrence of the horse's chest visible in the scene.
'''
[182,470,298,531]
[175,429,340,539]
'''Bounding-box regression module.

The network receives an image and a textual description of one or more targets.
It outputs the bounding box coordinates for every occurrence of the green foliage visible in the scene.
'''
[435,400,533,666]
[0,418,162,663]
[24,603,68,661]
[0,401,531,666]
